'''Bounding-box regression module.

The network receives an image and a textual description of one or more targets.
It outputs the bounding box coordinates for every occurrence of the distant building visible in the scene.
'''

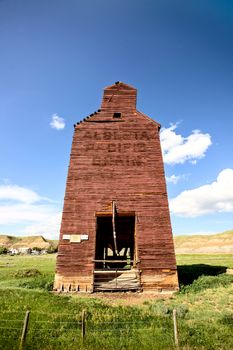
[8,248,19,255]
[18,247,31,254]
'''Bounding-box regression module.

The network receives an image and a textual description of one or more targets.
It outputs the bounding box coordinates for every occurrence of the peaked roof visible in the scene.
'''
[74,82,160,129]
[101,81,137,111]
[103,81,137,91]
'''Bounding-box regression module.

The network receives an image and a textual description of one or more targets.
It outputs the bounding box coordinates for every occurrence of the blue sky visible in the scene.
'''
[0,0,233,238]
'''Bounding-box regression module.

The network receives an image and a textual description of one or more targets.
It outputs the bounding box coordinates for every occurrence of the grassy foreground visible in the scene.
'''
[0,254,233,350]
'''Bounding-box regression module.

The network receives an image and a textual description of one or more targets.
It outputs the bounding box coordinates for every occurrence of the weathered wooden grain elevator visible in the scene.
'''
[54,82,179,293]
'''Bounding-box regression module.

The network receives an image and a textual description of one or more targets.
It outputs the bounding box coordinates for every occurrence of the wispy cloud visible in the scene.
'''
[0,203,56,224]
[0,184,41,204]
[166,174,182,184]
[50,113,65,130]
[160,123,212,165]
[0,183,61,238]
[170,168,233,217]
[23,213,62,239]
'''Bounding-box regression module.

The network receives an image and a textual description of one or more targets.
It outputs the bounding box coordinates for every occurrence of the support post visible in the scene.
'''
[103,247,106,269]
[81,309,86,343]
[173,309,179,349]
[19,310,30,350]
[115,269,118,289]
[112,200,119,256]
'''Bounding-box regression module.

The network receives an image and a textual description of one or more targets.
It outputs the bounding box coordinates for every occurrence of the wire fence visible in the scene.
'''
[0,309,232,350]
[0,309,179,350]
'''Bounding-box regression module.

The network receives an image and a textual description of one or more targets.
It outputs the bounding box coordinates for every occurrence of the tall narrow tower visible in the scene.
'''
[54,82,179,293]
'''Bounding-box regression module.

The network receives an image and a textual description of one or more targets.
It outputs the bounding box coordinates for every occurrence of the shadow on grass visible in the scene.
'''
[177,264,227,286]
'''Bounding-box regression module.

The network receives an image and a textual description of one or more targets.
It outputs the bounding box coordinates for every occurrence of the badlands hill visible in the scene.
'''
[0,230,233,254]
[0,235,58,250]
[174,230,233,254]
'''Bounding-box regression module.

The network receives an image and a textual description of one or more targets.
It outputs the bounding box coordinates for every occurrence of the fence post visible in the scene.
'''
[19,310,30,350]
[81,309,86,343]
[173,309,179,349]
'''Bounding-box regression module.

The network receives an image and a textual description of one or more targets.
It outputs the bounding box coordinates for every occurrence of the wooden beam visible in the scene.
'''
[112,200,119,256]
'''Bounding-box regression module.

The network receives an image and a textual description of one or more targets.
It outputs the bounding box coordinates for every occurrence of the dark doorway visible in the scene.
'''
[95,215,135,270]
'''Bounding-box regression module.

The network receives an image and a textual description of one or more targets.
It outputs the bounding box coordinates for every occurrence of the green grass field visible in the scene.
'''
[0,253,233,350]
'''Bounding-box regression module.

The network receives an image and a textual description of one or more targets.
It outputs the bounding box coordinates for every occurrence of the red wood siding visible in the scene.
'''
[54,82,178,292]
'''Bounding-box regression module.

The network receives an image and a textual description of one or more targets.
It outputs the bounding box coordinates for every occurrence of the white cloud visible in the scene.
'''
[0,184,61,238]
[160,124,212,165]
[166,174,182,184]
[23,213,62,239]
[50,113,65,130]
[0,184,41,204]
[0,203,57,224]
[170,169,233,217]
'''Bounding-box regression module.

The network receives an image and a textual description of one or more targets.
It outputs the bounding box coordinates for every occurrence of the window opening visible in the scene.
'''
[113,112,122,119]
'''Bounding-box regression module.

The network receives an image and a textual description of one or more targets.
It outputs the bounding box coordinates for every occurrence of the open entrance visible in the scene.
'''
[94,213,141,291]
[95,215,135,269]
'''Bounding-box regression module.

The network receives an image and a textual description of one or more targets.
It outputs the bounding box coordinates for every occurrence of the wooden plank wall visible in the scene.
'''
[54,82,179,292]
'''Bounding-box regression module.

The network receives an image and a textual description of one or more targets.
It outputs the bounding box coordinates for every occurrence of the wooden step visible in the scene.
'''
[93,269,141,291]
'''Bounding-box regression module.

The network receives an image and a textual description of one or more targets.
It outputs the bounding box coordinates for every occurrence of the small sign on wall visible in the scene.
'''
[70,235,81,243]
[63,233,89,243]
[81,234,89,241]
